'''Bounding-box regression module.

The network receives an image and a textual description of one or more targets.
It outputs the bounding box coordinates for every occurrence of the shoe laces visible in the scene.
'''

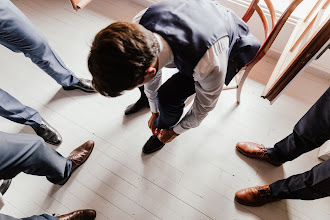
[69,150,89,164]
[256,186,271,197]
[258,144,268,158]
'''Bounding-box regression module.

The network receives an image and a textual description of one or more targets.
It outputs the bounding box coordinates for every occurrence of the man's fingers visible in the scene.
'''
[157,133,164,142]
[157,130,170,143]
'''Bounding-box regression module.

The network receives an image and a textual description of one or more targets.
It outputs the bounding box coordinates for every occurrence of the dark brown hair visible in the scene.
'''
[88,22,159,97]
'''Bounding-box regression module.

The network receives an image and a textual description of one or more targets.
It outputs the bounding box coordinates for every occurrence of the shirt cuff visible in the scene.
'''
[149,100,159,113]
[173,123,189,134]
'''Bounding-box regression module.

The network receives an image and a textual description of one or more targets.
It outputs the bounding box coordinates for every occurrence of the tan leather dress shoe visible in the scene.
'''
[57,209,96,220]
[57,140,94,185]
[236,142,282,166]
[235,185,280,206]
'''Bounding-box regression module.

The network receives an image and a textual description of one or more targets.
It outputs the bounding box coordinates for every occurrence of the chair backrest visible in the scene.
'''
[242,0,304,65]
[242,0,276,39]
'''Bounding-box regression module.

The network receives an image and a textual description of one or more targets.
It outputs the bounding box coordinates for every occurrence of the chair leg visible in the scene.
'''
[237,84,242,104]
[236,68,251,103]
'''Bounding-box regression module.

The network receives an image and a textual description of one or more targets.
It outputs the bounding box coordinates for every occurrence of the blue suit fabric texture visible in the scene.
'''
[268,87,330,200]
[0,131,71,217]
[0,1,74,218]
[139,0,260,129]
[0,131,71,184]
[0,214,58,220]
[0,0,79,127]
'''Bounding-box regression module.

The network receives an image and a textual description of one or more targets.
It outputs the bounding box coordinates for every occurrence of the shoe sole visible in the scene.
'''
[235,196,281,207]
[0,179,12,195]
[63,86,95,93]
[235,196,266,207]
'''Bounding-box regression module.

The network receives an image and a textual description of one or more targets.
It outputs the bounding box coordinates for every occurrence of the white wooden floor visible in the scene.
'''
[0,0,329,219]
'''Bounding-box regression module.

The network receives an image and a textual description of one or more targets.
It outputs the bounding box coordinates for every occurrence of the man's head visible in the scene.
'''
[88,22,160,97]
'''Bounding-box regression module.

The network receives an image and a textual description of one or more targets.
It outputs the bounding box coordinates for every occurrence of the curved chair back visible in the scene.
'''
[232,0,304,103]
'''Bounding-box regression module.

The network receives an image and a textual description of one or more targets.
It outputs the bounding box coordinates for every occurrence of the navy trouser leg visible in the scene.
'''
[270,159,330,199]
[267,87,330,162]
[0,0,79,86]
[0,214,58,220]
[0,131,71,184]
[266,87,330,200]
[0,89,41,126]
[155,72,195,129]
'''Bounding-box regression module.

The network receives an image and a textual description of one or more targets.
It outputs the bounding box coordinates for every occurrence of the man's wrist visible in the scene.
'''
[151,112,159,117]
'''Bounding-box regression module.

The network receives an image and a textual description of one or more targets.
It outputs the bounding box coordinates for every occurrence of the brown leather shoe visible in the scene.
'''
[57,209,96,220]
[236,142,282,166]
[235,185,281,206]
[57,140,94,185]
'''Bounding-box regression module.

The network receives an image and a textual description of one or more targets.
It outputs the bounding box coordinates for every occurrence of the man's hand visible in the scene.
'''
[148,112,159,134]
[157,129,179,143]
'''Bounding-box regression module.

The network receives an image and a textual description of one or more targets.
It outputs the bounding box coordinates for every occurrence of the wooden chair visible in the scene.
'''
[224,0,304,103]
[262,0,329,102]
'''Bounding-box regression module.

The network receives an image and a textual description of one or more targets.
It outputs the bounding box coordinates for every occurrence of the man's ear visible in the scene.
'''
[145,66,157,76]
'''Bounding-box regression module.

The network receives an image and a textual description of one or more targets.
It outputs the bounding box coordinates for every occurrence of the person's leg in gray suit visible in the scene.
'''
[0,0,94,89]
[0,89,61,145]
[0,209,96,220]
[0,213,58,220]
[0,0,95,145]
[0,132,95,219]
[0,131,94,185]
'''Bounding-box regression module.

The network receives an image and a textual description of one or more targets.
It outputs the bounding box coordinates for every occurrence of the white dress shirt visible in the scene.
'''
[133,9,229,134]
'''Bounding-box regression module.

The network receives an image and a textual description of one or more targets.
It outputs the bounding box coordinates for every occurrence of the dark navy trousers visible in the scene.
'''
[0,0,79,127]
[268,87,330,200]
[0,131,71,184]
[154,72,195,129]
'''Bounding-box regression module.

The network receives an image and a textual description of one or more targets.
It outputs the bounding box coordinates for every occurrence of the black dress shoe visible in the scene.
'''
[125,96,149,115]
[57,140,94,185]
[0,179,12,195]
[63,78,95,93]
[32,119,62,145]
[57,209,96,220]
[142,135,165,154]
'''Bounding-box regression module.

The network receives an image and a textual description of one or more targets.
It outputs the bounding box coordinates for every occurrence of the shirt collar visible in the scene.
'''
[153,33,174,70]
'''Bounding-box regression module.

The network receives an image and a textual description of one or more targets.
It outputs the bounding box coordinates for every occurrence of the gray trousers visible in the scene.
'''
[0,0,79,127]
[0,214,58,220]
[0,131,71,184]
